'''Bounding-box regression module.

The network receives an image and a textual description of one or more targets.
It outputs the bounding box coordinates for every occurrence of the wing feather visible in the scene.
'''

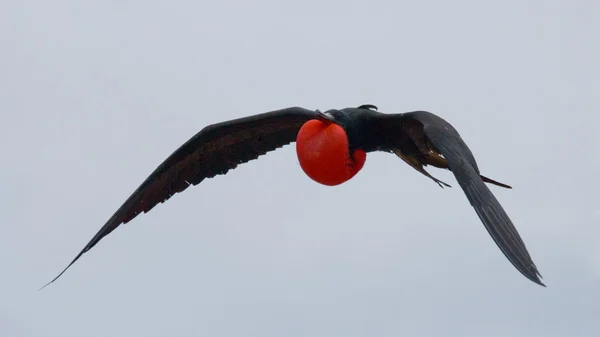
[42,107,318,288]
[405,111,544,286]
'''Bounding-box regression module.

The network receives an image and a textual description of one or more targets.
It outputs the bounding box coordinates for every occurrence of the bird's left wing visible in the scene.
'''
[42,107,319,288]
[388,111,544,286]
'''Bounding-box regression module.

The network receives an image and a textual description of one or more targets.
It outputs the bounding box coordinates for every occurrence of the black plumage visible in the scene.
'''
[43,104,543,288]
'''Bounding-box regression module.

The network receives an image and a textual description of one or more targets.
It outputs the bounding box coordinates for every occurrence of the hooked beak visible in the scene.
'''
[315,109,336,123]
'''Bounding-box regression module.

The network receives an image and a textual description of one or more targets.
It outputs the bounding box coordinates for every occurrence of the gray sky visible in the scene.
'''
[1,0,599,336]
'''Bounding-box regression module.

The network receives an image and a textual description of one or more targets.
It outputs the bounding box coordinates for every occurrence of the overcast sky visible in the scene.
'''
[2,1,599,336]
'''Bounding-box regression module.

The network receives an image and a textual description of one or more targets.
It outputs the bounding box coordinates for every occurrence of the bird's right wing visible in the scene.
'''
[405,111,545,286]
[43,107,319,288]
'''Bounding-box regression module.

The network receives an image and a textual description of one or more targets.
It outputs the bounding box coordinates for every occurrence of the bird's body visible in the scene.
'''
[43,104,544,288]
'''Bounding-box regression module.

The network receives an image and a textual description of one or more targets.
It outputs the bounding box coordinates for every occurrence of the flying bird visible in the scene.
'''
[42,104,544,288]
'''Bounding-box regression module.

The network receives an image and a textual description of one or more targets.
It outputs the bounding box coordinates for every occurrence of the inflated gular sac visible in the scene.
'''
[295,119,366,186]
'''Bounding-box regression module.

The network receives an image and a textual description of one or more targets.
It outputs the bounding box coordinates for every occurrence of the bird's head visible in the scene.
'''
[315,108,341,123]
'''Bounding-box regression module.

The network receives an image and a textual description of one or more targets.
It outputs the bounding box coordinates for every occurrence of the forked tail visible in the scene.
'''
[481,175,512,189]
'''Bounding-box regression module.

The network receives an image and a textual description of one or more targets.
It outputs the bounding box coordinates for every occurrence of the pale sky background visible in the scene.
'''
[1,1,599,336]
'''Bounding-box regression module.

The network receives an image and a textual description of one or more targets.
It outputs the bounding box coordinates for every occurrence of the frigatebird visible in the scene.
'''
[42,104,544,288]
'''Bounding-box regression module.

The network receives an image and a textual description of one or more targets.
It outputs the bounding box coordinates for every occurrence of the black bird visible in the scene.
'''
[42,104,544,288]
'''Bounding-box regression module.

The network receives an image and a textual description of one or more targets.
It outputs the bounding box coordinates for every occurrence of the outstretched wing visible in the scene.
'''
[402,111,544,286]
[43,107,319,288]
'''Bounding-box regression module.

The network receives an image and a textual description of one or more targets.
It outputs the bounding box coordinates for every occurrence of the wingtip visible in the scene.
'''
[39,276,59,291]
[536,273,546,287]
[532,278,546,287]
[39,280,54,291]
[39,267,69,291]
[39,251,86,291]
[527,267,546,287]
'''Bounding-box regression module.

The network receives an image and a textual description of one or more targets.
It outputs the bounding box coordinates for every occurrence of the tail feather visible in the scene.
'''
[481,175,512,189]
